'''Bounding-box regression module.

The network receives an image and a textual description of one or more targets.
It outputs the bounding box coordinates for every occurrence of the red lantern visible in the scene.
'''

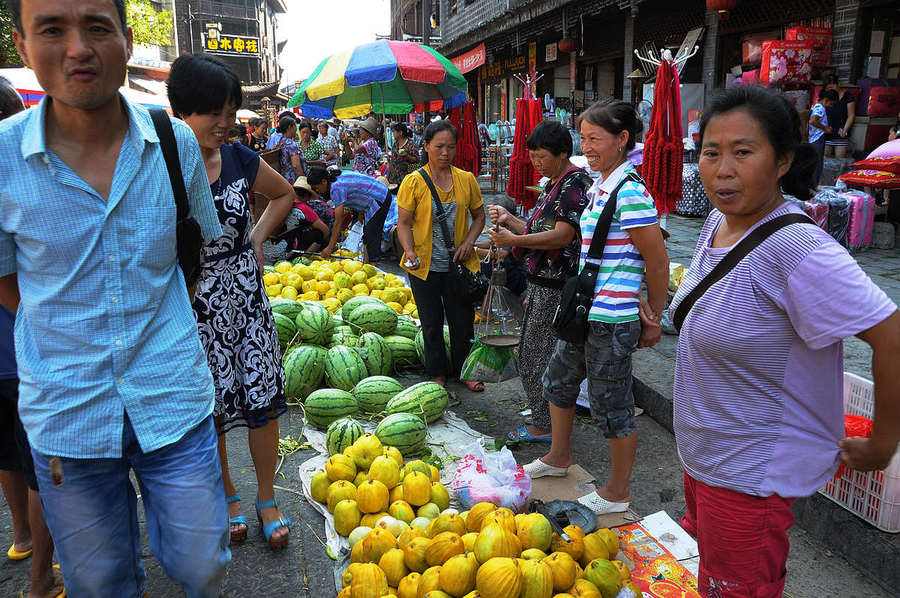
[706,0,737,12]
[558,38,577,53]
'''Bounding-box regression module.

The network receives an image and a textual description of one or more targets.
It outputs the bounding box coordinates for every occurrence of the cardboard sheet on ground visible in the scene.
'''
[529,464,639,529]
[296,410,491,588]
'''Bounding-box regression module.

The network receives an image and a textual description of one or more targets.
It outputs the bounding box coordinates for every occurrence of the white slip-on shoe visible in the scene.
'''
[577,491,630,515]
[523,458,570,479]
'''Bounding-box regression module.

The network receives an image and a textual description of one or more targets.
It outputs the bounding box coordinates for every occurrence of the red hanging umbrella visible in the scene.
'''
[507,97,543,209]
[642,59,683,216]
[449,101,482,176]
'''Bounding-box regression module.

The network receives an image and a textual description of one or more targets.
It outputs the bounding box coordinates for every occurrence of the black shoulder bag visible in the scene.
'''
[418,167,488,305]
[552,174,640,344]
[149,109,204,295]
[672,213,814,332]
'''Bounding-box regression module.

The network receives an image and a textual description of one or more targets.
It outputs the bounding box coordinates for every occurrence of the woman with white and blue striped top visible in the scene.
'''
[522,100,670,517]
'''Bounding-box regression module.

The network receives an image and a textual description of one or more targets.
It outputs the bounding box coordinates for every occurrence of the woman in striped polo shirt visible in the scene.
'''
[523,100,670,516]
[672,86,899,596]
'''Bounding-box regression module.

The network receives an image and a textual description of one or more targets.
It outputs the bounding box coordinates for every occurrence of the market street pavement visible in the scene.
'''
[0,375,890,597]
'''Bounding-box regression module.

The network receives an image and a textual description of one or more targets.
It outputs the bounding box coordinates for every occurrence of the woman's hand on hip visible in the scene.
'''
[453,241,475,263]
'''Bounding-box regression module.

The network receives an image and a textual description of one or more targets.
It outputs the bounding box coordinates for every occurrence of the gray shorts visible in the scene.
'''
[542,320,641,439]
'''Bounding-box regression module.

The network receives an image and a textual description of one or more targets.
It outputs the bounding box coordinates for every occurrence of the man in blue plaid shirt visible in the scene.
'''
[0,1,230,595]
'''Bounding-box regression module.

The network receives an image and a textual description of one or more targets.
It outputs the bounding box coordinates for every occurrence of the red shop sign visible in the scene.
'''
[451,43,487,74]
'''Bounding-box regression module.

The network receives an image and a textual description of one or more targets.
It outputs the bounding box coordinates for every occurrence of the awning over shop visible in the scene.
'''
[451,43,486,74]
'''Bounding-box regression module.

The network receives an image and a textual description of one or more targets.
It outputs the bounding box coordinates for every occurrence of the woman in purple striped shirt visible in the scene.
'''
[670,86,900,596]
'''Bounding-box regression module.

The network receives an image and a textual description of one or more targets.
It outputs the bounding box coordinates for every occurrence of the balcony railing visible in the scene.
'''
[193,0,258,20]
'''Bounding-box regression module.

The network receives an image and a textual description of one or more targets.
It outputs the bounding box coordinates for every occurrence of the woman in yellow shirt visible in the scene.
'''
[396,121,487,391]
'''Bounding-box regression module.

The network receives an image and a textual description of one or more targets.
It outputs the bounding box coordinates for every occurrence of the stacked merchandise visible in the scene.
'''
[675,164,711,218]
[812,187,851,247]
[786,195,829,231]
[843,189,877,251]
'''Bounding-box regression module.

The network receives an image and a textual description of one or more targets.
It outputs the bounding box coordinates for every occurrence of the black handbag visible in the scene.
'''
[552,174,640,344]
[150,109,204,295]
[417,168,488,305]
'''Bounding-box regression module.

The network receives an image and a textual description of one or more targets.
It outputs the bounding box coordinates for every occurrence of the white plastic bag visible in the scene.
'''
[450,441,531,511]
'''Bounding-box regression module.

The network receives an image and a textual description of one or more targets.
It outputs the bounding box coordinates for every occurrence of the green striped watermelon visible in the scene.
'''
[352,376,404,414]
[273,313,297,349]
[375,412,427,456]
[304,389,358,429]
[393,316,419,340]
[283,345,327,400]
[270,298,305,322]
[347,303,398,336]
[328,332,360,348]
[325,417,365,455]
[324,346,368,391]
[341,296,383,320]
[383,335,419,369]
[295,302,333,346]
[414,328,451,365]
[384,382,449,424]
[357,332,393,376]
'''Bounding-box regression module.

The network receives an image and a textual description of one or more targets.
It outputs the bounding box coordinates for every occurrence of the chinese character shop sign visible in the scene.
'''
[204,22,260,57]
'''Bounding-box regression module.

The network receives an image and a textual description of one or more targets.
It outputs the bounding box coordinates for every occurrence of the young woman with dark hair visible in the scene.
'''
[168,54,296,550]
[396,120,487,392]
[265,115,303,183]
[671,85,899,595]
[487,120,593,443]
[523,100,669,519]
[297,121,324,165]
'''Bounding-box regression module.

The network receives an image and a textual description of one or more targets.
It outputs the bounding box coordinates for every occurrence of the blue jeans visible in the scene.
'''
[32,415,230,597]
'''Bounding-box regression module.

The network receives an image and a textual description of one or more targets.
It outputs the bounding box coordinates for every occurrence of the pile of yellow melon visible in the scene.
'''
[263,257,417,317]
[335,498,643,598]
[310,433,450,539]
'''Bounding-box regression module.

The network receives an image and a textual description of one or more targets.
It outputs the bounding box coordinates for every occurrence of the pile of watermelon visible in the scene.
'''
[310,379,449,456]
[273,294,453,405]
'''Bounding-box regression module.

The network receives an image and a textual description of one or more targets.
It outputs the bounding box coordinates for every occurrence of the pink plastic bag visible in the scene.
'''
[842,191,876,250]
[450,442,531,512]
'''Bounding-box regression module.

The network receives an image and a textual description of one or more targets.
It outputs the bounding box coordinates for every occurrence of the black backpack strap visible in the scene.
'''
[577,173,641,293]
[673,213,815,332]
[149,109,189,222]
[417,167,455,252]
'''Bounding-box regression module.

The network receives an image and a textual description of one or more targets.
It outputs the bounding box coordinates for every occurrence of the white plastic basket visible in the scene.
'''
[819,372,900,533]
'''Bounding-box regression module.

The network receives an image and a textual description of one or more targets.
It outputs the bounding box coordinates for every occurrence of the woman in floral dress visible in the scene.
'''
[168,55,296,551]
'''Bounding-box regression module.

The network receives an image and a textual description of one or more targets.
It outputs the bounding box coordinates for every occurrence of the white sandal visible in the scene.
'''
[577,491,630,515]
[523,458,570,479]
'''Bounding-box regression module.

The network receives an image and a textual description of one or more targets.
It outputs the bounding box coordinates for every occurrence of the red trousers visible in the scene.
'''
[681,472,795,598]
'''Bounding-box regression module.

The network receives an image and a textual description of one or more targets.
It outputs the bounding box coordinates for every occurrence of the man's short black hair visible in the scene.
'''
[167,54,243,117]
[5,0,127,33]
[526,120,573,158]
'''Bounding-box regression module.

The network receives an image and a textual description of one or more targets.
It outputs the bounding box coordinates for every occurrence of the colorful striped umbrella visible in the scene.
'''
[288,41,468,119]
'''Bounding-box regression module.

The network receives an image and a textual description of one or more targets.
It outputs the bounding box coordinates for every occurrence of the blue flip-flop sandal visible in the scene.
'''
[506,424,552,444]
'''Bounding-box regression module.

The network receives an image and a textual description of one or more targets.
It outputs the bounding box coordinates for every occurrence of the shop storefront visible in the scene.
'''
[481,53,528,125]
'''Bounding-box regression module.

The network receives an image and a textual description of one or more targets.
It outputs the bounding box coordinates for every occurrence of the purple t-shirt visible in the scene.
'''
[671,202,896,498]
